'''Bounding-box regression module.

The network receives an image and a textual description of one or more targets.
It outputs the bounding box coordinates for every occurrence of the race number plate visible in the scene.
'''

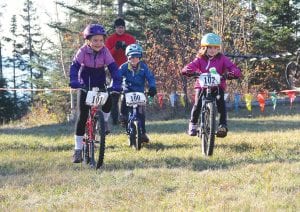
[85,91,109,106]
[199,73,221,87]
[125,92,147,106]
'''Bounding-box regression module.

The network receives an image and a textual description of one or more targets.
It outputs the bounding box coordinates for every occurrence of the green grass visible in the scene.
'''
[0,105,300,211]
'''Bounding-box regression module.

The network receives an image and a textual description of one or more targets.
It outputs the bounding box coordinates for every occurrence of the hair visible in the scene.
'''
[197,46,207,58]
[114,18,125,27]
[197,46,222,59]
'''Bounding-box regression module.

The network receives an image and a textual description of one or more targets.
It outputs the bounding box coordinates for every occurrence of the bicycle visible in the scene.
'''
[285,48,300,90]
[196,72,222,156]
[82,87,109,169]
[124,91,147,150]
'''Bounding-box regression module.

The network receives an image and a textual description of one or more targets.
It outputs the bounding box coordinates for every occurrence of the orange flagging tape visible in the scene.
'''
[0,88,74,92]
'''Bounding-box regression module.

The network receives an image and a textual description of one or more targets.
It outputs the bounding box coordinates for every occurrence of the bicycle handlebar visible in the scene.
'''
[187,71,239,80]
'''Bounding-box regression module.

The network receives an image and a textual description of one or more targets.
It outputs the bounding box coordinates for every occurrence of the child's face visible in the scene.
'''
[206,46,220,57]
[128,56,140,66]
[88,35,105,52]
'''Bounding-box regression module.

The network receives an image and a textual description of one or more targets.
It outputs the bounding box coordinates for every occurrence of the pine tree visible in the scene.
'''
[249,0,300,90]
[19,0,43,101]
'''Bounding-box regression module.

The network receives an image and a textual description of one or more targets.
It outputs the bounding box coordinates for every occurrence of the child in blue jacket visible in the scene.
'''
[118,44,157,143]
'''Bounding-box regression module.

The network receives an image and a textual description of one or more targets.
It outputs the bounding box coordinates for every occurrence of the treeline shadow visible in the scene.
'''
[1,140,298,177]
[102,154,299,173]
[0,123,74,137]
[229,119,300,132]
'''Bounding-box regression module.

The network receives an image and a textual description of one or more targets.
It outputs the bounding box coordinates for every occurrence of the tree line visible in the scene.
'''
[0,0,299,123]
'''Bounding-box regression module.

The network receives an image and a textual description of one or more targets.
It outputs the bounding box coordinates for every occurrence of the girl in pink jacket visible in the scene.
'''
[181,33,241,137]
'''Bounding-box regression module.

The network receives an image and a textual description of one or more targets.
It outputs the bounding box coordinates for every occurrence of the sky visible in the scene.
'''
[0,0,75,80]
[1,0,75,41]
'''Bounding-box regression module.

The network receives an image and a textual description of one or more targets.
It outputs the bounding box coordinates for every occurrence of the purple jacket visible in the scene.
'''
[69,44,121,89]
[181,54,241,90]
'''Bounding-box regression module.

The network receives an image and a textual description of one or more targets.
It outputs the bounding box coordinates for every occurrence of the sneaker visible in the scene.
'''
[141,133,150,143]
[188,122,198,136]
[72,149,82,163]
[216,124,228,138]
[104,121,110,135]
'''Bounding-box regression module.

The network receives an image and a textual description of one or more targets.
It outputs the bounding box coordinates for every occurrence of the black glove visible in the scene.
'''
[148,87,157,97]
[121,42,127,51]
[116,41,126,50]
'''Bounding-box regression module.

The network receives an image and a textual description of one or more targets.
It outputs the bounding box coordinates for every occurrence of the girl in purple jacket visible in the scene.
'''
[69,24,121,163]
[181,33,241,138]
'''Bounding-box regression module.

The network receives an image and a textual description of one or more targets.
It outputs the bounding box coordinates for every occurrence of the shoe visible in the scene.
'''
[104,121,110,135]
[72,149,82,163]
[216,124,228,138]
[141,133,150,143]
[188,122,198,136]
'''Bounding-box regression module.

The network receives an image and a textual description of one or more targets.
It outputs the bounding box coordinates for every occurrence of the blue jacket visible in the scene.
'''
[69,44,121,89]
[118,61,156,92]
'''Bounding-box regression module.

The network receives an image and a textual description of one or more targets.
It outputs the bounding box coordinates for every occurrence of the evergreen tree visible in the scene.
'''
[19,0,43,100]
[249,0,300,90]
[0,2,6,79]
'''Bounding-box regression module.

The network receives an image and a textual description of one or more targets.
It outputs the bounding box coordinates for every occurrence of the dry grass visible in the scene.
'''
[0,105,299,211]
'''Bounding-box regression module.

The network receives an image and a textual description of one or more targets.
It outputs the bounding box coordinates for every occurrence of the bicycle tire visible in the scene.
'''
[134,120,142,150]
[96,111,106,169]
[82,139,90,164]
[201,102,216,156]
[90,142,96,168]
[129,121,137,148]
[285,61,299,89]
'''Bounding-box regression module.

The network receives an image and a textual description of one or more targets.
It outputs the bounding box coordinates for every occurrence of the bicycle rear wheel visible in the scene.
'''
[201,102,216,156]
[95,111,106,169]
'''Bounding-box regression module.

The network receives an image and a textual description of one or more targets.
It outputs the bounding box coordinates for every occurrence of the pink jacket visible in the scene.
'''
[181,54,241,90]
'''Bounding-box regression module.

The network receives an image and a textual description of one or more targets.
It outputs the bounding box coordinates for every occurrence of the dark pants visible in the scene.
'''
[120,94,146,134]
[190,89,227,126]
[75,89,112,136]
[110,93,120,125]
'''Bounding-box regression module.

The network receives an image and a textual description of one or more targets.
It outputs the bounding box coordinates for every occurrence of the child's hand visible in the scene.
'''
[115,41,123,50]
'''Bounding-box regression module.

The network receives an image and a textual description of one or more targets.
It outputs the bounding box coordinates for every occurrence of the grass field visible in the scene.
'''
[0,105,299,211]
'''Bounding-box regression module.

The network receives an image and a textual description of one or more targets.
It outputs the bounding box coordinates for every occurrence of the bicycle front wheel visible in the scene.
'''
[134,120,142,150]
[129,121,136,148]
[95,111,106,169]
[201,102,216,156]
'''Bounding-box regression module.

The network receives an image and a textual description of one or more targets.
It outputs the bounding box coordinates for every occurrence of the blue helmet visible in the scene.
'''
[83,24,106,39]
[125,44,143,58]
[201,33,221,47]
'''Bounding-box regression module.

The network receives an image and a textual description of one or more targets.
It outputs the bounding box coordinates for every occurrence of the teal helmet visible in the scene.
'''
[125,44,143,58]
[201,33,221,47]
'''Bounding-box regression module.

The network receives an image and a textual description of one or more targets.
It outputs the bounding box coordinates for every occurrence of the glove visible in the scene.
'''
[115,41,124,50]
[148,87,157,97]
[226,72,239,80]
[69,81,82,89]
[121,42,127,51]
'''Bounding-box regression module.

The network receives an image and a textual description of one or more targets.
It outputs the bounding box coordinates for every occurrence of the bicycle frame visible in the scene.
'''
[197,72,221,156]
[124,92,147,150]
[83,87,108,168]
